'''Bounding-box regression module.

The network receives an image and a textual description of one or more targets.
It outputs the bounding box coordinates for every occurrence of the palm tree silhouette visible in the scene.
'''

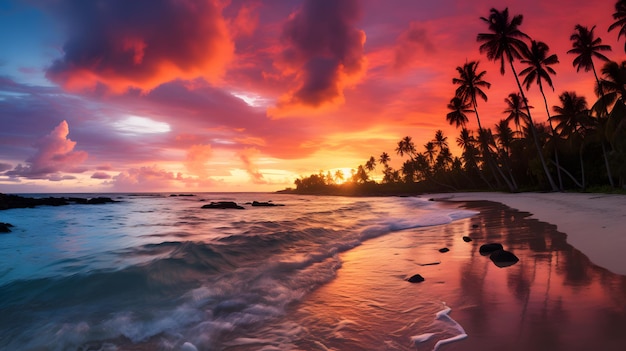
[609,0,626,52]
[519,40,563,190]
[477,7,558,191]
[395,136,417,159]
[446,97,472,128]
[424,141,436,166]
[599,61,626,186]
[568,24,614,186]
[365,156,377,173]
[552,92,591,189]
[378,152,390,168]
[433,130,449,152]
[453,61,491,131]
[503,92,532,133]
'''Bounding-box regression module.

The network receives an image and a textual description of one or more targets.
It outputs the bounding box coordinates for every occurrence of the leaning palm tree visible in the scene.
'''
[446,97,473,128]
[519,40,563,189]
[477,7,558,191]
[452,61,491,131]
[568,24,614,186]
[551,92,591,189]
[609,0,626,52]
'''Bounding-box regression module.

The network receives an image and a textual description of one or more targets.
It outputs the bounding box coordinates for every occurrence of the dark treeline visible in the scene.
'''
[287,4,626,195]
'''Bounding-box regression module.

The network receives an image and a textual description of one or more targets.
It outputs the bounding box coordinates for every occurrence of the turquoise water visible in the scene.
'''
[0,193,475,350]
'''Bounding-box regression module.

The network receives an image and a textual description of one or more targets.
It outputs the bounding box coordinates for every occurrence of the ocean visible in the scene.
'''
[2,193,626,351]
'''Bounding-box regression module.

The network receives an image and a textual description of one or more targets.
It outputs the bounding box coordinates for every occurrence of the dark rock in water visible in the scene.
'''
[479,243,503,256]
[490,249,519,268]
[251,201,285,207]
[202,201,245,210]
[0,193,117,210]
[0,222,13,233]
[406,274,425,283]
[438,247,450,253]
[462,236,472,242]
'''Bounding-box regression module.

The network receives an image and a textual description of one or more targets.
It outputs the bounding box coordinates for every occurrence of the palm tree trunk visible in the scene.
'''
[592,65,616,188]
[539,83,563,191]
[473,104,516,192]
[508,56,558,191]
[579,143,586,190]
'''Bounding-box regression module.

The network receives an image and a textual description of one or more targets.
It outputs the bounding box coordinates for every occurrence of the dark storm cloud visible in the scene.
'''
[275,0,367,110]
[44,0,234,93]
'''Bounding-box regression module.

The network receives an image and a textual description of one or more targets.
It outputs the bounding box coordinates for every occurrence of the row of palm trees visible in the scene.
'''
[292,4,626,194]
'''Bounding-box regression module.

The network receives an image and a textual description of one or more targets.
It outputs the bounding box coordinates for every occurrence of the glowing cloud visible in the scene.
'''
[393,22,435,70]
[113,116,171,135]
[45,0,235,93]
[238,148,266,184]
[271,0,367,116]
[4,120,88,181]
[185,144,213,179]
[111,165,182,191]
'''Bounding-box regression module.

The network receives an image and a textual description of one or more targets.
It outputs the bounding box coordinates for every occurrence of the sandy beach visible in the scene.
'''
[275,200,626,350]
[424,192,626,276]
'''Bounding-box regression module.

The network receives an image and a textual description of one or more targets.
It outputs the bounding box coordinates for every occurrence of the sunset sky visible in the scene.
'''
[1,0,624,193]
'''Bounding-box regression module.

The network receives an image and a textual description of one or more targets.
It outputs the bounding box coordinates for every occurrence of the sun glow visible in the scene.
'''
[331,167,354,184]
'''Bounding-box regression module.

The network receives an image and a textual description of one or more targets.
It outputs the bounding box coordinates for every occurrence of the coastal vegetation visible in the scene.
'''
[286,3,626,195]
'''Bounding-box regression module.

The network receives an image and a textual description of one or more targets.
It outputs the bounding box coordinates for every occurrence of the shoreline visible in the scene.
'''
[426,192,626,276]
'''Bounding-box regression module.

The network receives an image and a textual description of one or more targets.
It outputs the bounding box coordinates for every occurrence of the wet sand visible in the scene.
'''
[277,201,626,351]
[426,192,626,275]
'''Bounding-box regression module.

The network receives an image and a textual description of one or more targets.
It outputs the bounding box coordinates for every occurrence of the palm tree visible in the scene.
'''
[395,136,417,159]
[494,119,519,189]
[424,141,436,166]
[477,7,558,191]
[552,91,590,189]
[568,25,611,87]
[334,169,344,183]
[446,97,473,128]
[365,156,377,175]
[519,40,563,190]
[452,61,491,131]
[433,130,449,152]
[568,25,614,186]
[503,92,532,132]
[609,0,626,52]
[379,152,391,168]
[599,60,626,186]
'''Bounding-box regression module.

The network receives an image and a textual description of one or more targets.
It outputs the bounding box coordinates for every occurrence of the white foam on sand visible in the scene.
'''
[425,192,626,276]
[411,303,468,351]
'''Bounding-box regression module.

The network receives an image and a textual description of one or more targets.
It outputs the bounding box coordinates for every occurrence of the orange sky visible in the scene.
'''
[1,0,625,193]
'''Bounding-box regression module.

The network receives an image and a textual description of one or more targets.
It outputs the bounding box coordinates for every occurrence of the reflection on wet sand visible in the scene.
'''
[270,201,626,351]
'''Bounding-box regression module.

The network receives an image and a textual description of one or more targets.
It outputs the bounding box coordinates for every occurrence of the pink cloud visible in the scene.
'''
[238,148,266,184]
[4,120,88,181]
[91,172,111,180]
[110,165,183,191]
[393,22,435,70]
[185,144,213,179]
